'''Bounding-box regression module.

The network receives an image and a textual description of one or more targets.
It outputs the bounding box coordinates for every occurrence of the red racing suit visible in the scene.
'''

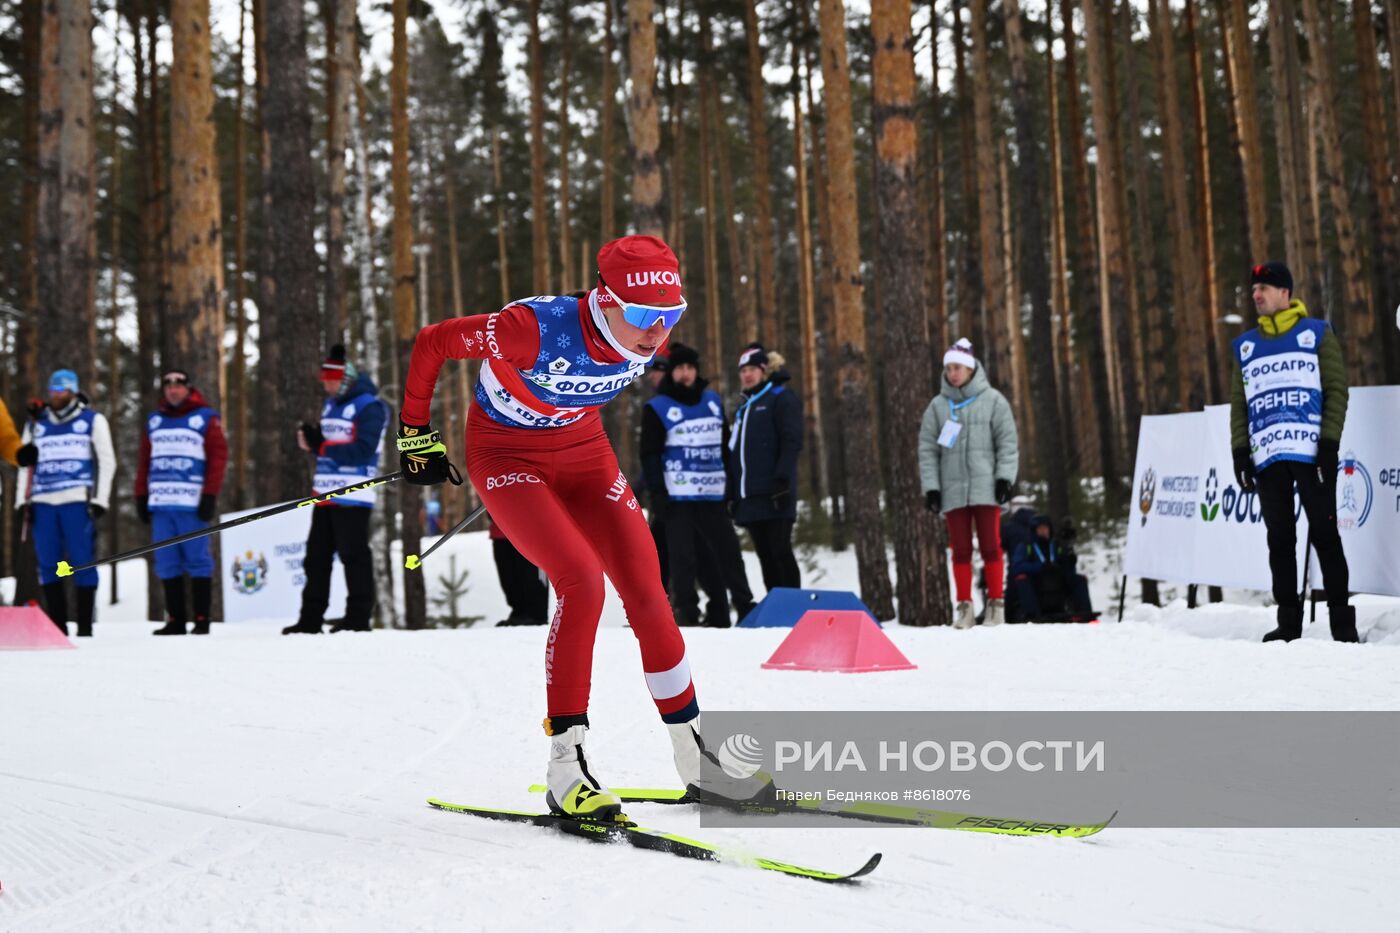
[403,292,697,724]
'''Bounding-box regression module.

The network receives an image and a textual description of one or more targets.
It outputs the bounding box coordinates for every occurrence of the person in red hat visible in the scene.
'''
[398,235,769,819]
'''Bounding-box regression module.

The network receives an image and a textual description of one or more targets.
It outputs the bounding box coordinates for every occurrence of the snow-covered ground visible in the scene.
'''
[3,528,1398,932]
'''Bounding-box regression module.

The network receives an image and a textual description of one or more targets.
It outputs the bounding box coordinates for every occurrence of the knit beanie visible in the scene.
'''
[943,338,977,370]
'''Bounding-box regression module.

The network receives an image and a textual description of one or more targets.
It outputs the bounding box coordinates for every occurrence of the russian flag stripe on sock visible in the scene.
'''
[645,653,692,701]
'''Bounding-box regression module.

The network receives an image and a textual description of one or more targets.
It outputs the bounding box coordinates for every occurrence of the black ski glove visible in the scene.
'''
[299,422,325,452]
[88,503,107,521]
[197,493,217,522]
[770,478,792,513]
[650,488,671,519]
[15,443,38,467]
[1315,438,1339,489]
[725,498,738,519]
[995,479,1013,505]
[1233,448,1256,493]
[136,496,150,524]
[397,422,461,487]
[25,398,45,420]
[924,490,941,514]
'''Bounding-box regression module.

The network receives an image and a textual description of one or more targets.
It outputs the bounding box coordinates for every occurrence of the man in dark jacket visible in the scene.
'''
[1008,515,1091,622]
[285,345,389,634]
[642,343,756,627]
[134,369,229,635]
[727,344,803,591]
[1229,262,1354,643]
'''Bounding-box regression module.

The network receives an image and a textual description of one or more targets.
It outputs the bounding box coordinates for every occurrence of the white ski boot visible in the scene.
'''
[667,716,776,806]
[952,601,977,629]
[983,598,1005,627]
[544,724,622,820]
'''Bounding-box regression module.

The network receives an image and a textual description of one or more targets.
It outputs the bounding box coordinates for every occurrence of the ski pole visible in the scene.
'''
[405,503,488,570]
[55,472,403,578]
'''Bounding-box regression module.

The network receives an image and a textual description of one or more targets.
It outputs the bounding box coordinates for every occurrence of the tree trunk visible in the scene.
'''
[391,0,425,629]
[557,2,574,292]
[791,34,827,514]
[1267,0,1323,292]
[925,0,948,356]
[969,0,1008,382]
[714,92,753,339]
[698,10,723,390]
[169,0,224,406]
[1183,0,1223,402]
[1046,6,1075,466]
[346,57,396,627]
[1354,0,1400,383]
[105,21,123,605]
[1221,0,1269,263]
[800,0,847,547]
[600,0,617,245]
[324,0,355,345]
[1152,0,1205,410]
[871,0,944,625]
[951,0,983,353]
[1005,0,1067,519]
[264,0,323,501]
[1080,0,1141,475]
[253,0,281,506]
[1299,0,1376,381]
[231,0,250,508]
[1063,0,1114,481]
[528,0,552,290]
[37,0,96,384]
[819,0,894,619]
[627,0,664,237]
[741,0,778,346]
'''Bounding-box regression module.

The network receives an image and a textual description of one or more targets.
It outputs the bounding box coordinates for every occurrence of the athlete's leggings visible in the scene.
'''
[945,505,1004,603]
[468,419,696,724]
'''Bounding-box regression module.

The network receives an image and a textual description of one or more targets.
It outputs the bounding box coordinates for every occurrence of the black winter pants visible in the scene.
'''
[744,518,801,592]
[1255,460,1350,610]
[665,501,755,624]
[299,506,375,627]
[493,537,549,623]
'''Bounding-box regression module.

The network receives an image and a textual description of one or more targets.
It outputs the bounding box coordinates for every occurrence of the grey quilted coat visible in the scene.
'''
[917,362,1019,511]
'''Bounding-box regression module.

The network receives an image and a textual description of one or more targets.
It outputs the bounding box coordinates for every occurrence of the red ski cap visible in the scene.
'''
[596,236,685,307]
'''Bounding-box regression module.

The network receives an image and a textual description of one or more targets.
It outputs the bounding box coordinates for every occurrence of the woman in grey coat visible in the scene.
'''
[917,338,1020,629]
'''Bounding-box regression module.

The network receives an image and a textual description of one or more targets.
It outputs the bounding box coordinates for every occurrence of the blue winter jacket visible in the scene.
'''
[727,369,803,524]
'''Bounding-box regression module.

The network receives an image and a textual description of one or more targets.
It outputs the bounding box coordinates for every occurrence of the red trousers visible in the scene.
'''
[467,409,696,722]
[945,505,1003,602]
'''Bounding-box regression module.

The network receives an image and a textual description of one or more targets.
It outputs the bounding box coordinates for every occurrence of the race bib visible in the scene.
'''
[938,420,962,449]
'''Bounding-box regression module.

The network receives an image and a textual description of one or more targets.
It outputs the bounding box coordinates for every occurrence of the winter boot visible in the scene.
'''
[42,582,68,636]
[154,577,188,635]
[1262,604,1303,643]
[952,601,977,630]
[667,716,776,806]
[983,598,1006,627]
[281,620,324,635]
[703,602,731,628]
[190,577,212,635]
[544,721,622,820]
[1329,605,1359,643]
[74,586,96,637]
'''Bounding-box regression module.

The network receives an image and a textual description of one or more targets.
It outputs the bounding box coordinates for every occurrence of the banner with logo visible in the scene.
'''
[1124,387,1400,597]
[1322,387,1400,596]
[220,504,346,623]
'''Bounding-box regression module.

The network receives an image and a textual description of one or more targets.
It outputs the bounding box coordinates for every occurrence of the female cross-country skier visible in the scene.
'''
[397,235,765,818]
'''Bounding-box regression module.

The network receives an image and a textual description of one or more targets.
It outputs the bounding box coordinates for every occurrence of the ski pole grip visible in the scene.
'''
[55,561,74,578]
[396,430,443,453]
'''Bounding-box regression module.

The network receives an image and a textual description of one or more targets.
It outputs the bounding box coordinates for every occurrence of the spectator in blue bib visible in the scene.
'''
[1230,261,1355,643]
[135,369,229,635]
[284,345,389,634]
[642,343,756,626]
[16,369,116,637]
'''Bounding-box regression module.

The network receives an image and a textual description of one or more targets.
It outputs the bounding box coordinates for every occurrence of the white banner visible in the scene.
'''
[1124,387,1400,597]
[220,504,346,623]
